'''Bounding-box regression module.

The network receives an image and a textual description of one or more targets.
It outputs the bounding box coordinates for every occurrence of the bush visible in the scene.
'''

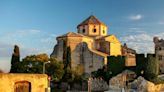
[144,54,159,80]
[150,77,164,84]
[135,54,146,76]
[107,56,125,77]
[91,56,126,83]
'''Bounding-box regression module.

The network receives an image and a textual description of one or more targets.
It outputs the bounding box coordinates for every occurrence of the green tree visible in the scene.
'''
[107,56,125,76]
[15,54,64,82]
[67,46,71,69]
[22,53,49,62]
[144,54,159,80]
[46,58,64,82]
[15,54,48,73]
[62,39,73,82]
[13,53,61,74]
[63,39,67,69]
[135,54,146,76]
[92,56,125,83]
[10,45,20,73]
[63,40,71,70]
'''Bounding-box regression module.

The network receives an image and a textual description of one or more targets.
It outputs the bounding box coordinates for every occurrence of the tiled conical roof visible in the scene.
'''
[77,15,106,27]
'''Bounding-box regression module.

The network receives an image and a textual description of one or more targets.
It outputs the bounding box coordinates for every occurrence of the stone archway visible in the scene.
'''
[14,81,31,92]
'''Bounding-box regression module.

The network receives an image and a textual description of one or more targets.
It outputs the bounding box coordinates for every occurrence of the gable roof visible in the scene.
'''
[57,32,84,38]
[95,35,121,43]
[77,15,106,27]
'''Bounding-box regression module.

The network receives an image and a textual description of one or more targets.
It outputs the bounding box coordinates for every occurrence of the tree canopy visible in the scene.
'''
[12,53,64,82]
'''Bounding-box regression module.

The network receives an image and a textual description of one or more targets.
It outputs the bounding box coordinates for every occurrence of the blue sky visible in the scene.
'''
[0,0,164,72]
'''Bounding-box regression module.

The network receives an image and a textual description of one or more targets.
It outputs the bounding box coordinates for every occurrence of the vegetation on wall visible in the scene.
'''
[135,54,146,76]
[135,54,162,84]
[144,54,159,81]
[107,56,125,77]
[92,56,125,83]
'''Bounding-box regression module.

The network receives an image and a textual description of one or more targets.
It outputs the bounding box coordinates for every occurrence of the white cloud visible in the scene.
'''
[0,29,57,72]
[0,29,57,56]
[128,27,146,33]
[4,29,40,38]
[129,14,143,21]
[120,32,164,54]
[40,34,57,43]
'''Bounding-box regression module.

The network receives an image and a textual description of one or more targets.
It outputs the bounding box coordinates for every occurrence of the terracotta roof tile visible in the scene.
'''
[77,15,106,27]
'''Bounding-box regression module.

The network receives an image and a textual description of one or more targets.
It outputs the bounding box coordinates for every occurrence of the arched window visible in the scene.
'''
[82,29,85,33]
[93,28,96,33]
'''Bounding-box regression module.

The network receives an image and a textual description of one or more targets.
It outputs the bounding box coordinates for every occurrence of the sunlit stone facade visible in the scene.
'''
[51,15,123,75]
[0,74,48,92]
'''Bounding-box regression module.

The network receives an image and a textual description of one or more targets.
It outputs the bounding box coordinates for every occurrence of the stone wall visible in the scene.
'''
[51,35,105,75]
[125,54,136,66]
[0,73,48,92]
[72,42,105,75]
[77,23,107,37]
[89,78,109,91]
[154,37,164,73]
[128,76,164,92]
[104,35,122,56]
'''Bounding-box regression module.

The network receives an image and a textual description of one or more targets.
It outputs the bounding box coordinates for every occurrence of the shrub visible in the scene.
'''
[107,56,125,77]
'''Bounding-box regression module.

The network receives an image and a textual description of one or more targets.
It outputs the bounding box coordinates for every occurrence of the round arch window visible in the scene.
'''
[93,28,96,33]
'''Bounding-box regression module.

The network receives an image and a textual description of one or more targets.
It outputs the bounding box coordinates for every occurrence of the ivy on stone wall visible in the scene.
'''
[144,54,159,80]
[135,54,159,79]
[92,56,126,83]
[107,56,125,77]
[135,54,146,76]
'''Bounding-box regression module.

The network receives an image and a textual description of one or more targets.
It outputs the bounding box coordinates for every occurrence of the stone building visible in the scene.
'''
[154,37,164,73]
[122,43,136,66]
[51,15,134,75]
[0,73,48,92]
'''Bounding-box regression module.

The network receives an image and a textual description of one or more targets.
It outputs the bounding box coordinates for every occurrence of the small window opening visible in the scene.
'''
[103,30,105,34]
[82,29,85,33]
[93,29,96,33]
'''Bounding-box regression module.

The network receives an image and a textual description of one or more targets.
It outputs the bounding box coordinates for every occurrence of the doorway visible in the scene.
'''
[14,81,31,92]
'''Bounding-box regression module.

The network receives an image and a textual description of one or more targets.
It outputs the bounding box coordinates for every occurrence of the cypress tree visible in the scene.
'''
[62,39,72,82]
[67,46,71,69]
[10,45,20,73]
[63,39,67,69]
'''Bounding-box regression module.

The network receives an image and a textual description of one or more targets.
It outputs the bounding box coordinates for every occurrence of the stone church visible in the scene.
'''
[51,15,135,75]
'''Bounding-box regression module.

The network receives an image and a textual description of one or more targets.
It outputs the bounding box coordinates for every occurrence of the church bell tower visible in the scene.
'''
[77,15,108,37]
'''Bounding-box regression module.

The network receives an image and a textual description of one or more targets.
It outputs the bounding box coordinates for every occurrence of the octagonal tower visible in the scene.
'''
[77,15,108,37]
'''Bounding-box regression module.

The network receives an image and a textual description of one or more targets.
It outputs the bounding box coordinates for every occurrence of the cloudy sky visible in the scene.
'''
[0,0,164,72]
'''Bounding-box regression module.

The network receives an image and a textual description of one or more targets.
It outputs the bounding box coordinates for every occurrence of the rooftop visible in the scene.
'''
[77,15,106,27]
